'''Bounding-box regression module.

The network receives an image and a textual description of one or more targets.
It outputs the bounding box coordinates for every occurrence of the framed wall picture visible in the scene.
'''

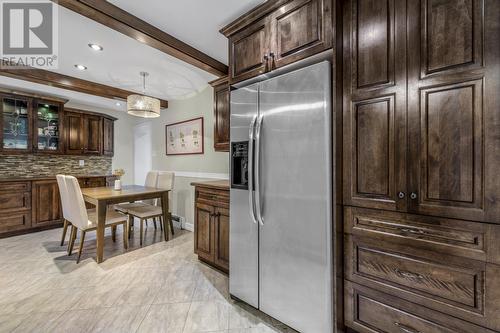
[166,117,204,155]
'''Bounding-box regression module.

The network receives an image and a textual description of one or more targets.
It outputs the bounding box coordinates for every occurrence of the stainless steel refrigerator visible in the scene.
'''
[229,60,333,333]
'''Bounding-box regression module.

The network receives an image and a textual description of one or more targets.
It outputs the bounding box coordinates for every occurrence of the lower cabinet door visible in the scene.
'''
[345,280,496,333]
[32,180,62,226]
[214,206,229,272]
[195,203,215,263]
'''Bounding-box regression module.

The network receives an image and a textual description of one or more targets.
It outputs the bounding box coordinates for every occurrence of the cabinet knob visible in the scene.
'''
[410,192,418,200]
[397,192,405,199]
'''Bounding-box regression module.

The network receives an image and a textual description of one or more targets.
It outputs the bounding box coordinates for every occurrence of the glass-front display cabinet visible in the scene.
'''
[35,100,63,153]
[1,95,31,152]
[0,93,65,154]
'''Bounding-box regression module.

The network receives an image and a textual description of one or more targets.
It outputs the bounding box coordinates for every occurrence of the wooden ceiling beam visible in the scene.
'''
[0,66,169,108]
[55,0,228,77]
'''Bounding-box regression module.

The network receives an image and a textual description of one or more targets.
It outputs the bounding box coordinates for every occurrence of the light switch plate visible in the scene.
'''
[79,160,85,167]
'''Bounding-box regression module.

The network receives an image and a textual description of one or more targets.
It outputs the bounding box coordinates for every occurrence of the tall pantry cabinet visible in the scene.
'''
[342,0,500,332]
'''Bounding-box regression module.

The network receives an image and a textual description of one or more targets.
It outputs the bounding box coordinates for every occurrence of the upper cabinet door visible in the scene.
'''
[406,0,497,222]
[34,100,63,154]
[343,0,407,212]
[213,81,230,152]
[1,95,32,153]
[65,112,83,155]
[229,16,271,84]
[269,0,332,69]
[102,117,114,157]
[83,115,102,155]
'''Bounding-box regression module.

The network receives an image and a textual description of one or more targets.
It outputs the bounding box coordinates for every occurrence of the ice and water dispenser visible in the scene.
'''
[231,141,249,189]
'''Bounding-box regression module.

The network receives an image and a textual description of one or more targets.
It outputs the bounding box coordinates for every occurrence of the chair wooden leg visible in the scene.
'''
[76,230,86,264]
[123,222,128,250]
[169,213,174,236]
[128,215,133,239]
[153,217,157,230]
[111,225,117,242]
[140,218,144,246]
[60,219,69,246]
[68,225,77,255]
[159,216,163,231]
[127,214,134,239]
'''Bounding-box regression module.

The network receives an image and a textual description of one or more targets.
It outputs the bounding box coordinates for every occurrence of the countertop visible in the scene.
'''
[190,179,230,190]
[0,174,117,182]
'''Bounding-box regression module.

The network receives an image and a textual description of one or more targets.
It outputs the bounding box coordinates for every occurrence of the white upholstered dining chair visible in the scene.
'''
[123,171,175,245]
[115,171,159,214]
[62,175,129,263]
[56,175,72,247]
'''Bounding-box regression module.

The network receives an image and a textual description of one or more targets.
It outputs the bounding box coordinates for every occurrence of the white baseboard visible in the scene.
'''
[184,222,194,232]
[173,171,229,180]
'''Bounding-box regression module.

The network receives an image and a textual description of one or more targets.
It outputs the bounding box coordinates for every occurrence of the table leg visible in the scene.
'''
[96,201,107,263]
[161,192,170,241]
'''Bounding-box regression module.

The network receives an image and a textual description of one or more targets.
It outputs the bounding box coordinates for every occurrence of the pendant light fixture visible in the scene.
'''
[127,72,161,118]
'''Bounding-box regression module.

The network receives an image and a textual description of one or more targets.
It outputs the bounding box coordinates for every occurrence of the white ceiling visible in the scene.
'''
[54,5,216,102]
[108,0,267,64]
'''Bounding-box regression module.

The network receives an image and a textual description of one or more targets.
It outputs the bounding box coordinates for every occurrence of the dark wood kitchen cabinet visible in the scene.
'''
[83,114,102,155]
[0,92,65,154]
[65,111,84,154]
[192,181,230,273]
[64,108,116,156]
[213,206,230,270]
[0,175,117,238]
[102,117,114,156]
[343,0,500,224]
[342,0,500,332]
[222,0,333,83]
[210,77,230,152]
[228,16,271,83]
[31,180,62,227]
[0,181,31,234]
[65,110,101,155]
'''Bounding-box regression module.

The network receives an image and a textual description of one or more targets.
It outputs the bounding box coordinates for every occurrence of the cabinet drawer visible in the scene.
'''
[345,280,495,333]
[0,192,31,212]
[0,212,31,233]
[0,181,31,193]
[345,207,500,264]
[345,235,500,330]
[197,188,229,207]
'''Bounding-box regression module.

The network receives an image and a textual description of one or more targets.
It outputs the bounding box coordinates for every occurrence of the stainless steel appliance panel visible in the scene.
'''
[229,84,259,308]
[257,62,333,332]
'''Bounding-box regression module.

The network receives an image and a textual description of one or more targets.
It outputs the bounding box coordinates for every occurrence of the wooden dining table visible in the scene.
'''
[81,185,171,263]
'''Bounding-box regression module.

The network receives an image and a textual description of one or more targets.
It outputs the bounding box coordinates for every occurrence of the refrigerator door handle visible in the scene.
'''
[254,113,264,226]
[248,115,258,224]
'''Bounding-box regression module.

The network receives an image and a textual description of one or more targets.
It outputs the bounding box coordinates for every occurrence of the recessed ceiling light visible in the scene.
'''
[115,102,121,107]
[88,43,103,51]
[74,64,87,71]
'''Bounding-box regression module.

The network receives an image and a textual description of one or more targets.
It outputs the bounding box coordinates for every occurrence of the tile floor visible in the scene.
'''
[0,222,297,333]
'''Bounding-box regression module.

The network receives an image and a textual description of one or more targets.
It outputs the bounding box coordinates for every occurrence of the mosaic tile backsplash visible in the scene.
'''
[0,154,112,178]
